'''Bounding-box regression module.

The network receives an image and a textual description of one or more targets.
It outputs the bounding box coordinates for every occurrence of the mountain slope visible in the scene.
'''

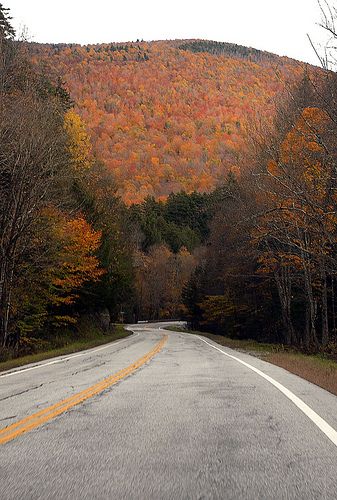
[31,40,305,203]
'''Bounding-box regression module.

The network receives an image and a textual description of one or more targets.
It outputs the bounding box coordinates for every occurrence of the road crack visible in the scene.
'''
[0,382,49,402]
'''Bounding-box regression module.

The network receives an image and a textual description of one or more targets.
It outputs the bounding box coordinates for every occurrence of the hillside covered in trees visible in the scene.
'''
[30,39,305,203]
[3,0,337,363]
[0,3,212,356]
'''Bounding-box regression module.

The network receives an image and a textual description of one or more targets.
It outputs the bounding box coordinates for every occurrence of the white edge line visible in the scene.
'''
[0,331,139,379]
[196,335,337,448]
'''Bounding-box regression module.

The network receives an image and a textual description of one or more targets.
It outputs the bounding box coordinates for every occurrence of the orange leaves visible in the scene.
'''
[267,160,279,177]
[61,217,102,256]
[51,214,104,306]
[257,252,303,274]
[197,172,213,191]
[301,106,329,130]
[255,103,337,287]
[268,107,331,207]
[150,156,160,167]
[281,107,328,167]
[35,41,303,203]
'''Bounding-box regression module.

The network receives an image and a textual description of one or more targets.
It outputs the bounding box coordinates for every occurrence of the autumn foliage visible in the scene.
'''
[184,73,337,352]
[31,40,304,203]
[51,215,104,306]
[0,6,107,347]
[2,1,336,358]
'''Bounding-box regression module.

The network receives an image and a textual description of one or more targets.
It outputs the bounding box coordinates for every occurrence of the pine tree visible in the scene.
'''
[0,4,15,40]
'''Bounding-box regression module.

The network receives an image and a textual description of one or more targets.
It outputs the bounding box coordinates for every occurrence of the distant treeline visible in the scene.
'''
[178,40,283,64]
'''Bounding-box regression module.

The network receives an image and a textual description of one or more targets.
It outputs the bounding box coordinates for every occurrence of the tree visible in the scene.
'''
[0,9,96,346]
[72,160,136,323]
[31,37,302,203]
[64,109,93,171]
[12,210,103,335]
[254,103,337,347]
[0,93,70,346]
[0,3,15,40]
[135,243,197,320]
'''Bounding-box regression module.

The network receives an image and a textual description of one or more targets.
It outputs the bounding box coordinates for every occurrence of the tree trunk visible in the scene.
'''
[331,277,336,338]
[303,260,318,349]
[274,266,296,345]
[320,260,329,347]
[0,256,9,346]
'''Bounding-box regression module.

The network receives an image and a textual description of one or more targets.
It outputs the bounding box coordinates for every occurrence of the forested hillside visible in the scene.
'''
[30,39,304,203]
[0,3,208,356]
[3,0,337,364]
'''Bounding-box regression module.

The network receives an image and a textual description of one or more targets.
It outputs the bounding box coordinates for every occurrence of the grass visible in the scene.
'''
[265,352,337,396]
[165,325,337,397]
[0,324,131,373]
[164,325,281,353]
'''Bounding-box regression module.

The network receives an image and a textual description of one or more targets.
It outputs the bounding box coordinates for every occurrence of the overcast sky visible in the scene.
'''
[9,0,327,65]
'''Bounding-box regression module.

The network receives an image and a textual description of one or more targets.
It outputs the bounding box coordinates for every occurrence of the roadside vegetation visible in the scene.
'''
[3,1,337,373]
[0,321,130,373]
[182,5,337,356]
[0,5,198,361]
[164,325,280,353]
[266,352,337,396]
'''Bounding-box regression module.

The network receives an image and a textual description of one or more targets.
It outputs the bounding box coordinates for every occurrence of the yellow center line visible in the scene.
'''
[0,335,168,445]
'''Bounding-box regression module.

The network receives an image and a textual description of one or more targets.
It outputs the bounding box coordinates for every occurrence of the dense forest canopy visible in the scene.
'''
[2,0,337,362]
[30,39,306,203]
[0,4,207,351]
[177,40,286,63]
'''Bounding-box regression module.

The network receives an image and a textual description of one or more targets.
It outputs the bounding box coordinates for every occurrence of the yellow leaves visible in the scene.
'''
[52,315,78,326]
[303,161,326,199]
[178,246,190,257]
[64,110,93,171]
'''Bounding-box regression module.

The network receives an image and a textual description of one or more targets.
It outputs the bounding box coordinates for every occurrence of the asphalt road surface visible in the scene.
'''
[1,322,337,499]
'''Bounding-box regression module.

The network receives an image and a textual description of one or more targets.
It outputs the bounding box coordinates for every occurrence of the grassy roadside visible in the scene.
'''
[165,326,337,397]
[164,326,282,354]
[0,324,131,374]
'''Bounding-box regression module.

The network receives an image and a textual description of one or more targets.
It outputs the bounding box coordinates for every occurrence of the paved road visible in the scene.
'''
[1,322,337,499]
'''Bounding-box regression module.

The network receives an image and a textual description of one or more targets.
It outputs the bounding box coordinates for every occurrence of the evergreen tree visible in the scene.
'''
[0,3,15,40]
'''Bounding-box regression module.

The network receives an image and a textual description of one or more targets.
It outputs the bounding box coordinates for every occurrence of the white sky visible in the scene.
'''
[8,0,328,65]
